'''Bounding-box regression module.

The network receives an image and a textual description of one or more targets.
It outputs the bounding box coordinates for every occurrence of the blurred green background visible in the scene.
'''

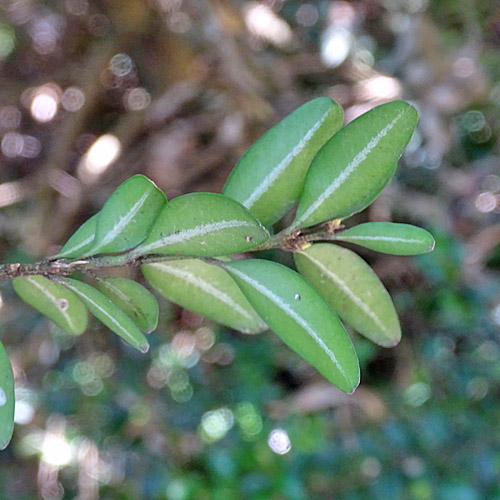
[1,0,500,498]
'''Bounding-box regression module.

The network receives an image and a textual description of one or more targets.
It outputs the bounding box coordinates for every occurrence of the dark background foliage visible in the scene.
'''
[1,0,500,498]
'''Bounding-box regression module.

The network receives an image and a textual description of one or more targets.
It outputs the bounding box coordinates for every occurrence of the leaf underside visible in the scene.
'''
[223,97,344,226]
[135,193,269,257]
[86,174,167,256]
[60,278,150,353]
[224,259,360,393]
[142,259,267,334]
[336,222,435,255]
[96,277,159,333]
[295,243,401,347]
[12,276,88,335]
[294,100,418,229]
[0,340,15,451]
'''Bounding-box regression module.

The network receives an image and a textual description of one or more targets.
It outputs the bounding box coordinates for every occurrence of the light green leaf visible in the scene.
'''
[336,222,435,255]
[294,244,401,347]
[12,276,88,335]
[223,97,344,226]
[87,175,166,255]
[293,101,418,229]
[224,259,359,392]
[0,340,14,451]
[59,278,149,353]
[96,278,159,333]
[134,193,269,257]
[56,214,98,259]
[142,259,266,334]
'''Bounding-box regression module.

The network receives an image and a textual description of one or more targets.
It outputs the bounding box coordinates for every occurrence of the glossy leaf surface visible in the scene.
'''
[0,340,14,450]
[88,175,166,255]
[142,259,266,334]
[135,193,269,257]
[293,101,418,229]
[97,278,159,333]
[295,244,401,347]
[12,276,88,335]
[223,97,344,226]
[60,278,149,353]
[224,259,359,392]
[336,222,435,255]
[56,214,98,259]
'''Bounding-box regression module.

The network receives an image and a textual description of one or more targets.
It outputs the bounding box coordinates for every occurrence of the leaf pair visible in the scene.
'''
[142,255,361,392]
[60,176,269,260]
[223,99,418,230]
[58,174,167,258]
[13,275,157,352]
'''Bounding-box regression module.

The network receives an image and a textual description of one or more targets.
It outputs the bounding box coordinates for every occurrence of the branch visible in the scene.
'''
[0,223,345,281]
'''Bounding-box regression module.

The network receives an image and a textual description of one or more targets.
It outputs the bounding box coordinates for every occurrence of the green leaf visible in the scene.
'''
[142,259,266,334]
[336,222,435,255]
[96,278,159,333]
[293,101,418,229]
[56,214,98,259]
[134,193,269,257]
[224,259,359,392]
[0,340,14,451]
[12,276,88,335]
[87,175,166,255]
[223,97,344,226]
[294,244,401,347]
[59,278,149,353]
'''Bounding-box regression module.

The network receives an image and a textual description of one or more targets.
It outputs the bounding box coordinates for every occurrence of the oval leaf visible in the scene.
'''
[87,175,166,255]
[293,101,418,229]
[12,276,88,335]
[59,278,149,353]
[294,244,401,347]
[223,97,344,226]
[142,259,267,334]
[134,193,269,257]
[56,213,98,259]
[224,259,359,392]
[336,222,435,255]
[96,278,159,333]
[0,340,14,450]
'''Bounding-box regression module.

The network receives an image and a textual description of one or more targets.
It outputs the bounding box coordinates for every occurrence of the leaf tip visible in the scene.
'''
[139,342,150,354]
[0,433,12,451]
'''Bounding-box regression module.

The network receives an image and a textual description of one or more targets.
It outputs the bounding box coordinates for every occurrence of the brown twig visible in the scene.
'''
[0,223,347,281]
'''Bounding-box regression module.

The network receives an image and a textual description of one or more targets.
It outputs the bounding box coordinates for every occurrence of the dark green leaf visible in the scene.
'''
[142,259,267,334]
[134,193,269,257]
[293,101,418,229]
[12,276,88,335]
[56,214,98,259]
[223,97,344,226]
[294,244,401,347]
[96,278,159,333]
[87,175,166,255]
[59,278,149,353]
[224,259,359,392]
[0,340,14,450]
[336,222,435,255]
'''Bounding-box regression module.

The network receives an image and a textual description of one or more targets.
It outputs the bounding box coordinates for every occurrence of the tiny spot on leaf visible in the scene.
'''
[294,294,301,301]
[57,298,69,311]
[245,236,253,242]
[0,387,6,407]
